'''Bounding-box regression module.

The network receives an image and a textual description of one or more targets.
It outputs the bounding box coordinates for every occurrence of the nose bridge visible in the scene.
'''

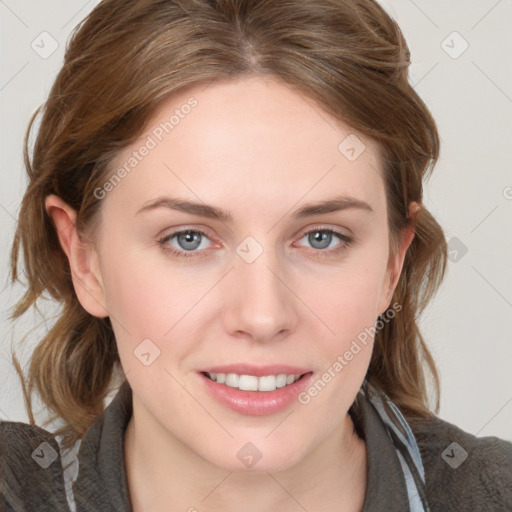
[236,234,286,306]
[223,234,296,340]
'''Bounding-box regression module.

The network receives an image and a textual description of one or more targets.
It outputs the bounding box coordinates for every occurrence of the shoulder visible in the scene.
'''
[409,414,512,511]
[0,420,69,511]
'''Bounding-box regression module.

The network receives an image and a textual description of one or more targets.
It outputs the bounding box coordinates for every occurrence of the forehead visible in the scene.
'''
[103,76,386,218]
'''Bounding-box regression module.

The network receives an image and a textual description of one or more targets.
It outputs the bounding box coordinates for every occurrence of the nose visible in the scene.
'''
[222,243,298,344]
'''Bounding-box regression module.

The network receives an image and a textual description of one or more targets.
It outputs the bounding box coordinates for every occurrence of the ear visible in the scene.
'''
[45,194,108,318]
[378,201,420,315]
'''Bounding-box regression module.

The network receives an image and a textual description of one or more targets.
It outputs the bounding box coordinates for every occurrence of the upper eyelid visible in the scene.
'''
[163,225,350,247]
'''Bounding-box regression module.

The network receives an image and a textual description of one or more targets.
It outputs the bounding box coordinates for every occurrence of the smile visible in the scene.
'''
[204,372,303,392]
[198,364,313,415]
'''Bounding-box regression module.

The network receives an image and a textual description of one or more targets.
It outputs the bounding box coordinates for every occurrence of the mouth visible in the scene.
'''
[198,366,314,415]
[201,371,310,392]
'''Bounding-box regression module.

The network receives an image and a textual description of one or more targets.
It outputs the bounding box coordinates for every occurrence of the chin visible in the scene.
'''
[199,438,307,474]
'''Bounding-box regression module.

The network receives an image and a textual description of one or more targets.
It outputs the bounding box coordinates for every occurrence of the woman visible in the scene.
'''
[2,0,511,511]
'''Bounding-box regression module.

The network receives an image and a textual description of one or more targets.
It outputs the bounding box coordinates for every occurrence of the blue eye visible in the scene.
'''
[293,227,354,257]
[300,229,350,251]
[158,229,211,258]
[157,227,353,259]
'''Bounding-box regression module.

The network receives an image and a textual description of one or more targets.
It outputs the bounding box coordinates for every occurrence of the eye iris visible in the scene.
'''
[309,231,331,249]
[178,231,202,250]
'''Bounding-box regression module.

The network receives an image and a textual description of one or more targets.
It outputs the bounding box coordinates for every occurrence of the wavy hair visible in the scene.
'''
[9,0,447,450]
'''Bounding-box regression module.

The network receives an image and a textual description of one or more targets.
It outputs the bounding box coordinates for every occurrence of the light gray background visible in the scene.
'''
[1,1,511,441]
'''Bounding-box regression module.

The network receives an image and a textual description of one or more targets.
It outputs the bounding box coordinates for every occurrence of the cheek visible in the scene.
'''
[100,240,194,330]
[98,243,205,370]
[294,252,389,416]
[298,241,389,345]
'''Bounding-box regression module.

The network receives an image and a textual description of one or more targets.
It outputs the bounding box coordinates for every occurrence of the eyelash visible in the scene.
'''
[157,226,354,260]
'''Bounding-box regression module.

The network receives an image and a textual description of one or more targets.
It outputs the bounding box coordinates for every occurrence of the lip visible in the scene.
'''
[199,363,311,377]
[198,365,314,416]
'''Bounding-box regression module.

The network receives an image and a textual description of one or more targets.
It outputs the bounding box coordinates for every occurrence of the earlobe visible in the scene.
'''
[45,194,109,318]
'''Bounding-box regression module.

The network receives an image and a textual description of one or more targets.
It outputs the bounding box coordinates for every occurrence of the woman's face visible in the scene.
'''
[84,76,410,472]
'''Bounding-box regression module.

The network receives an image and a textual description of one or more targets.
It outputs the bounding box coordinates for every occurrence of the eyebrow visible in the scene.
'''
[136,194,373,221]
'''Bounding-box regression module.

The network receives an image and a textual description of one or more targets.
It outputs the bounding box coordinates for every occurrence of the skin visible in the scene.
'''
[46,75,418,512]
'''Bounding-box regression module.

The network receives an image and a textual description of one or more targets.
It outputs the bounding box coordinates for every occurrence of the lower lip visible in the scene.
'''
[198,372,314,416]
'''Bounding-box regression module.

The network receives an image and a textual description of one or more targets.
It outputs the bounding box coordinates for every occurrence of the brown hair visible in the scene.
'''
[9,0,447,450]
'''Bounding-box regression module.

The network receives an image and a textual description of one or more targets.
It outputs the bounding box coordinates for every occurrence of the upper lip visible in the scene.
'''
[199,364,312,377]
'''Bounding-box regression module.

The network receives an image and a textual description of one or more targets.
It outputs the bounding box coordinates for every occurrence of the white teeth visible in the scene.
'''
[238,375,259,391]
[259,375,277,391]
[275,374,287,388]
[225,373,239,388]
[207,372,302,392]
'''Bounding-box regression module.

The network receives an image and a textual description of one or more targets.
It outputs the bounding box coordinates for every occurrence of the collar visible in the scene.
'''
[71,380,133,511]
[355,382,431,511]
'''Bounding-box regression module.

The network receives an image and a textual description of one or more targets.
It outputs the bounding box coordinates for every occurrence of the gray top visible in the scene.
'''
[1,380,512,511]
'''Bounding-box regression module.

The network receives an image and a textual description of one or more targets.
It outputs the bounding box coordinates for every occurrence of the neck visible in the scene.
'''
[124,405,367,512]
